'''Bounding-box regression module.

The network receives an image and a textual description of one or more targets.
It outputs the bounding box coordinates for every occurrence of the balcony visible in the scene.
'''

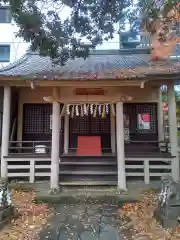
[81,31,151,51]
[119,31,151,49]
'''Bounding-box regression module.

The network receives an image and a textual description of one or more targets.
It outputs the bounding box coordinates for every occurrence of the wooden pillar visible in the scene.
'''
[116,102,126,190]
[50,101,61,189]
[110,113,116,153]
[1,85,11,178]
[168,83,179,181]
[158,87,164,141]
[64,114,69,154]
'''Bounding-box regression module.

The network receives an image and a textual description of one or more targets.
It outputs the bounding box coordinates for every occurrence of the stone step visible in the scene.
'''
[59,175,117,183]
[59,180,117,186]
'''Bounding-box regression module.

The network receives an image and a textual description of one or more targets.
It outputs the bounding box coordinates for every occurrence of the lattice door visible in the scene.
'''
[123,103,158,141]
[23,105,44,134]
[136,104,157,134]
[23,104,64,141]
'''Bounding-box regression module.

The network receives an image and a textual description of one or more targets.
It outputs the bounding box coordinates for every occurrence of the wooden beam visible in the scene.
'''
[52,87,60,100]
[39,80,143,87]
[0,79,171,87]
[0,80,141,87]
[140,80,148,88]
[43,96,54,102]
[30,81,35,89]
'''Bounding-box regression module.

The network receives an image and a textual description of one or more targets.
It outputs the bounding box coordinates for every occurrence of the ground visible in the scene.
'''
[1,181,180,240]
[39,202,125,240]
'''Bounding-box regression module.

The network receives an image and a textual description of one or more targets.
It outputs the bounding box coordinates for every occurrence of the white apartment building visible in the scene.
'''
[0,5,29,68]
[0,4,141,68]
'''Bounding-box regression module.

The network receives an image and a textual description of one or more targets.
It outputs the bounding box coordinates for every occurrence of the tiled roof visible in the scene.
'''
[0,48,180,80]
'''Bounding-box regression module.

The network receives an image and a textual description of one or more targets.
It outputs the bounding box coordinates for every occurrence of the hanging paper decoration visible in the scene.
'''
[98,105,101,115]
[66,104,70,115]
[90,104,93,115]
[75,105,79,116]
[83,104,87,115]
[80,105,84,117]
[62,103,119,118]
[105,104,109,114]
[101,105,106,118]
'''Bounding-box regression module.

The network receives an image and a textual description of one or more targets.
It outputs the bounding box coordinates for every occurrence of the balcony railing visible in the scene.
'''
[5,140,172,184]
[81,32,152,51]
[9,141,52,155]
[125,140,170,156]
[8,140,170,156]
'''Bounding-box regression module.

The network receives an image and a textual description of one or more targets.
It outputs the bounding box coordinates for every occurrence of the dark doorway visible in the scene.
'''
[69,113,111,153]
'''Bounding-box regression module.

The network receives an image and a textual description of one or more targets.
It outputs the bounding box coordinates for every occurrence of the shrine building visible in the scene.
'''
[0,48,179,190]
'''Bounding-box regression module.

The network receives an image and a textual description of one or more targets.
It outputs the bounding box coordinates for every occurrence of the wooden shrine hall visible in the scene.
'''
[0,48,179,189]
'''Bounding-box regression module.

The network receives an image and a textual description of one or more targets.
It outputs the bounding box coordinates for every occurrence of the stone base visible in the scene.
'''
[162,218,177,229]
[0,206,14,231]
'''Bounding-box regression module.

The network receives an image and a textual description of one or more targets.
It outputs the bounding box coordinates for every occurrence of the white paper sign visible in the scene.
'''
[124,128,130,142]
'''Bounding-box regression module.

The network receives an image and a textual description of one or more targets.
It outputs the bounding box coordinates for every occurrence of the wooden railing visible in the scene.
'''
[125,157,172,184]
[8,141,52,154]
[125,140,170,155]
[5,156,172,183]
[6,157,51,183]
[67,140,170,155]
[8,140,170,155]
[5,140,172,184]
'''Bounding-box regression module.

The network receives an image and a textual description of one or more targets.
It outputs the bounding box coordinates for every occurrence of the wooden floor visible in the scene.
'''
[61,152,172,158]
[7,151,173,158]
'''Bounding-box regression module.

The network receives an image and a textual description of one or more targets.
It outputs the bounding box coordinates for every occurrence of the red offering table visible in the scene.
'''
[77,136,101,156]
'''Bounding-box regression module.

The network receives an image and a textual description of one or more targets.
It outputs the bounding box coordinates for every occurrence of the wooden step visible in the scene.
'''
[60,155,117,163]
[59,170,117,175]
[59,165,117,172]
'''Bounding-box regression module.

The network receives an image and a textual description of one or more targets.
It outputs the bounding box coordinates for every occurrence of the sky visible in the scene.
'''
[12,1,129,50]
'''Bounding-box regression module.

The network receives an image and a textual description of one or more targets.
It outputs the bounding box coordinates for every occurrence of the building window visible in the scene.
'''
[0,45,10,62]
[0,7,11,23]
[120,30,140,49]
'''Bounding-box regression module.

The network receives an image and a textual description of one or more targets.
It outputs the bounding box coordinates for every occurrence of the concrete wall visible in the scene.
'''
[0,87,4,112]
[0,23,29,67]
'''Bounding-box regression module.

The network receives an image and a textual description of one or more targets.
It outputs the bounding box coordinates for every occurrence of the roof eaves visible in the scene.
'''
[145,72,180,81]
[0,54,29,73]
